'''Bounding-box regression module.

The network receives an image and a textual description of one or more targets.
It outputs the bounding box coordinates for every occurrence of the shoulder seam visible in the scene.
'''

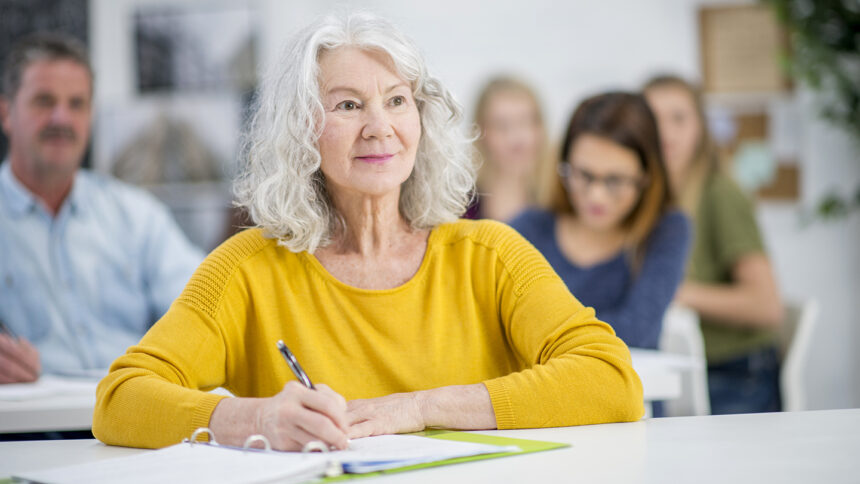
[446,220,555,297]
[176,229,273,320]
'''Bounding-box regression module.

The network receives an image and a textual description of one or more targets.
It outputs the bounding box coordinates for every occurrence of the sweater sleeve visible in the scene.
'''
[478,222,644,429]
[92,232,264,449]
[598,211,692,349]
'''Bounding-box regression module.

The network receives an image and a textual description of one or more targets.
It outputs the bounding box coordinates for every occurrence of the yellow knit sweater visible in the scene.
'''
[93,219,643,448]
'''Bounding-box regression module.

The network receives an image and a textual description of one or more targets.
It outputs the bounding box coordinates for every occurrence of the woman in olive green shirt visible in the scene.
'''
[644,75,784,415]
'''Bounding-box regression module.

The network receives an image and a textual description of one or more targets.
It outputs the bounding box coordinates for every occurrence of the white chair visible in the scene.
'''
[778,299,820,412]
[659,304,711,416]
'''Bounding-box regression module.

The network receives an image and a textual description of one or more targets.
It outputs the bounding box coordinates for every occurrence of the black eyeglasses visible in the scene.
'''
[558,162,647,198]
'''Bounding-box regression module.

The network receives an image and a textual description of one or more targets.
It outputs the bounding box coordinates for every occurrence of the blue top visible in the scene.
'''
[510,209,691,349]
[0,161,204,373]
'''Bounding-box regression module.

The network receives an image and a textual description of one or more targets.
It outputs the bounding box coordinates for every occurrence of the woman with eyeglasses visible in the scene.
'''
[511,92,690,350]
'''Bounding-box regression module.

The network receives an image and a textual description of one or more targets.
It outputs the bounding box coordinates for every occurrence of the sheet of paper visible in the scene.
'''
[331,434,521,473]
[0,375,98,401]
[14,443,330,484]
[13,434,522,482]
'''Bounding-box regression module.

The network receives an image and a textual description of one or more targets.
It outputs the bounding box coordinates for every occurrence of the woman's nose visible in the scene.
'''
[361,106,394,139]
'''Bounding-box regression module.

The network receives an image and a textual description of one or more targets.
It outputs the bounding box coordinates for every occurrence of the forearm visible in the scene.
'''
[346,383,496,438]
[484,351,643,429]
[677,281,782,329]
[415,383,496,430]
[209,397,265,446]
[93,368,227,449]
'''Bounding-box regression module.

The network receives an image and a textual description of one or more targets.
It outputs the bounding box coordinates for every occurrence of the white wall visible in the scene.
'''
[90,0,860,408]
[758,86,860,409]
[259,0,702,138]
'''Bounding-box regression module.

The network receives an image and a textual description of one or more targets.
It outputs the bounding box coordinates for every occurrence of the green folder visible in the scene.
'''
[322,430,569,482]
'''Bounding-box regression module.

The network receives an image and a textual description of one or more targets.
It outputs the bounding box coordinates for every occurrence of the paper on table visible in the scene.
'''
[332,434,521,473]
[11,434,523,483]
[0,375,98,401]
[13,442,331,484]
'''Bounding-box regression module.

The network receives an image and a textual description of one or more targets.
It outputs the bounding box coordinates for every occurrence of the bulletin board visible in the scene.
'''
[699,5,791,93]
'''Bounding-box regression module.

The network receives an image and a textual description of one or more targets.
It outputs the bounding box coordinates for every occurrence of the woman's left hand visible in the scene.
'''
[347,392,426,439]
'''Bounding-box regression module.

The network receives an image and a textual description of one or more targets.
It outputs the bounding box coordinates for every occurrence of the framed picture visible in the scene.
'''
[134,1,257,93]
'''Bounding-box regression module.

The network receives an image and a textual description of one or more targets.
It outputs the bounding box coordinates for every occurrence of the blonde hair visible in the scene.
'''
[643,75,720,215]
[472,76,552,206]
[234,12,476,253]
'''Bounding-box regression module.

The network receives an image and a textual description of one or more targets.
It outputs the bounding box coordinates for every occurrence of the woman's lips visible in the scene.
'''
[355,154,394,164]
[585,205,607,217]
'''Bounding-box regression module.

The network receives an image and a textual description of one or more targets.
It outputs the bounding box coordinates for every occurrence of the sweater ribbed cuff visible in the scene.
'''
[190,392,229,442]
[483,379,516,429]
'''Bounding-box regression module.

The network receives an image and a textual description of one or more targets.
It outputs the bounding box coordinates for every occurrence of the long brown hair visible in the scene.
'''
[643,75,720,215]
[547,91,673,262]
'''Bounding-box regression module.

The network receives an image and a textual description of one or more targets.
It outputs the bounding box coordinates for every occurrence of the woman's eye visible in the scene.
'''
[605,177,623,189]
[390,96,405,107]
[336,100,359,111]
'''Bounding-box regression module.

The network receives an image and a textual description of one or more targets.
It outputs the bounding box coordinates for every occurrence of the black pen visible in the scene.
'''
[276,340,315,389]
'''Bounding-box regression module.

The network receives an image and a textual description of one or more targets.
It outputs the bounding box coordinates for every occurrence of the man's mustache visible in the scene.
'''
[39,125,77,141]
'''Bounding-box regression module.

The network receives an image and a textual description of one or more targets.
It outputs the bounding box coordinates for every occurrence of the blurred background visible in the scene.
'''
[1,0,858,410]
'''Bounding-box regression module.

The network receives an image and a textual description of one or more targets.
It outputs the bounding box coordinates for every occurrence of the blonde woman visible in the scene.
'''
[466,77,549,221]
[644,75,783,415]
[93,13,643,451]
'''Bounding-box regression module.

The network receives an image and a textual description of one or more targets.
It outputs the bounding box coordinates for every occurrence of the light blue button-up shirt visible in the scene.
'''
[0,161,204,373]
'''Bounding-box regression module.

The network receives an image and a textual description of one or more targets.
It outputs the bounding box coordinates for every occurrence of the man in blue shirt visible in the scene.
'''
[0,34,203,383]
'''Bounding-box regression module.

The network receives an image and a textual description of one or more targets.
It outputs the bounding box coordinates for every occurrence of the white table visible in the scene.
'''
[0,377,98,433]
[0,350,692,434]
[1,409,857,483]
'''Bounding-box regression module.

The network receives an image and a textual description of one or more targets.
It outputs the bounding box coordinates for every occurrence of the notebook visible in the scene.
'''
[12,428,565,484]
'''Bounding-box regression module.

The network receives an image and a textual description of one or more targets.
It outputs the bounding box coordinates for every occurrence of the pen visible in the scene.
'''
[276,340,315,389]
[0,318,19,340]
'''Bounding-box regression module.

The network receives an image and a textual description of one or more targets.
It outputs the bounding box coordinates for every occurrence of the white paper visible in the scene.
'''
[0,375,98,401]
[14,443,330,484]
[13,434,521,483]
[332,434,520,473]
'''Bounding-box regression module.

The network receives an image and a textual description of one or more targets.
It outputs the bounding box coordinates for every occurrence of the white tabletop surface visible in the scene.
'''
[1,409,857,483]
[0,349,690,434]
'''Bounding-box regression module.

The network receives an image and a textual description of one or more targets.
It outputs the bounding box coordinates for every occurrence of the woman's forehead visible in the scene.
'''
[318,47,405,89]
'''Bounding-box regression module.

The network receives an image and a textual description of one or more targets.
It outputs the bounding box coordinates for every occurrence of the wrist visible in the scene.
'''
[412,389,432,429]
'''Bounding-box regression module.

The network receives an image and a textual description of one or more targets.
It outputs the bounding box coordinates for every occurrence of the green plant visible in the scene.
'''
[768,0,860,132]
[766,0,860,221]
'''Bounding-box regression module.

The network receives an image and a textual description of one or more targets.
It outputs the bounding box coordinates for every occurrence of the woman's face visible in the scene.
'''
[317,47,421,199]
[564,134,645,231]
[480,90,543,176]
[644,85,701,188]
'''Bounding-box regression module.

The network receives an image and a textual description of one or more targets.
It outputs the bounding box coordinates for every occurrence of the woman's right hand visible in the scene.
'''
[254,381,350,451]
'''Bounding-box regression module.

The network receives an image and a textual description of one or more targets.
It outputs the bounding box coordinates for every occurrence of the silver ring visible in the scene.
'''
[243,434,272,452]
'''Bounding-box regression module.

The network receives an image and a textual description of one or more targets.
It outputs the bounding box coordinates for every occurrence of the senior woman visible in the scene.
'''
[93,13,643,451]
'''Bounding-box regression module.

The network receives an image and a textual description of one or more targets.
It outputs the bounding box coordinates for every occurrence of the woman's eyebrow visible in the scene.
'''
[325,86,363,97]
[325,81,409,97]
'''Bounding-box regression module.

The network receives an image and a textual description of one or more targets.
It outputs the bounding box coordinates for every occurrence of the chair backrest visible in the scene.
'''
[659,304,711,416]
[779,299,820,412]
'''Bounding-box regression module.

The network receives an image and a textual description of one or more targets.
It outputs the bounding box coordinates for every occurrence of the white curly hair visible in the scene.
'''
[234,12,476,253]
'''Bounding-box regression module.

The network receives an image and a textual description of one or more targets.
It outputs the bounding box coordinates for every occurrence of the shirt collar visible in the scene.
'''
[0,160,37,216]
[0,160,86,218]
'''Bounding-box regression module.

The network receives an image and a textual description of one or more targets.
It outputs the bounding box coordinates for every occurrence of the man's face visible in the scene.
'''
[0,59,92,178]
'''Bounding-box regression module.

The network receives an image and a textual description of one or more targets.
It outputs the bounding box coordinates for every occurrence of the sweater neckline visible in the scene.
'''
[549,214,626,272]
[299,225,442,295]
